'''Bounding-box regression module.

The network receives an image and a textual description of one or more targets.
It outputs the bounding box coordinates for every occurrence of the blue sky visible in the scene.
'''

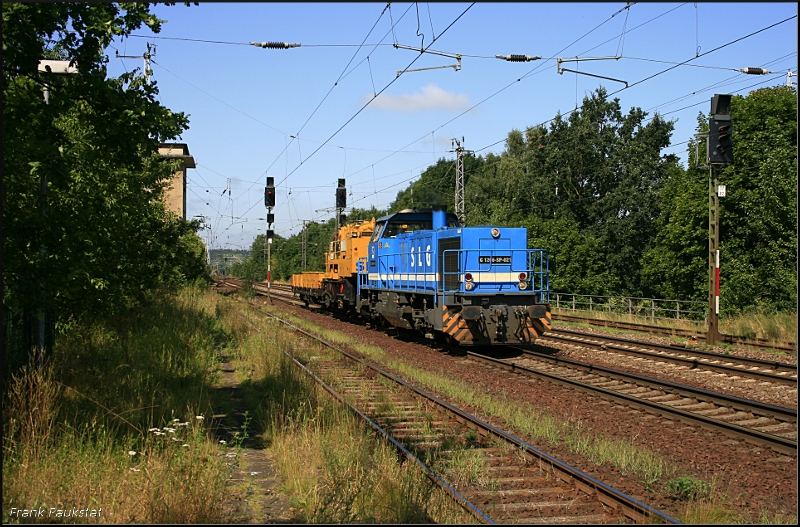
[103,2,797,251]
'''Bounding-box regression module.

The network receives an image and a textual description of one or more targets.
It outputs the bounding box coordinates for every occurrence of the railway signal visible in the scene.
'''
[336,178,347,208]
[708,94,733,166]
[706,93,733,345]
[708,119,734,165]
[263,176,276,303]
[264,177,276,207]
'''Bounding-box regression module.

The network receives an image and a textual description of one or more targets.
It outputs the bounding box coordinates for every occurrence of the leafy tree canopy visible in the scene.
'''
[229,83,794,318]
[643,86,797,313]
[3,2,206,322]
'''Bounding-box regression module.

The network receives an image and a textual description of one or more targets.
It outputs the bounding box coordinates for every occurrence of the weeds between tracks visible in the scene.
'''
[255,301,798,524]
[225,300,480,523]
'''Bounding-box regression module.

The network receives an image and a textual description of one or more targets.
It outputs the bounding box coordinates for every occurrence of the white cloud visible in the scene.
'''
[367,84,469,112]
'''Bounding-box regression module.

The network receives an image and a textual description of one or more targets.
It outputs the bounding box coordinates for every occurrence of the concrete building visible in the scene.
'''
[158,143,196,220]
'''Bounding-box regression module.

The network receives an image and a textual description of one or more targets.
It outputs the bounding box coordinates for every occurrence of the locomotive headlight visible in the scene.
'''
[465,281,475,291]
[518,272,527,281]
[518,281,528,290]
[491,228,500,238]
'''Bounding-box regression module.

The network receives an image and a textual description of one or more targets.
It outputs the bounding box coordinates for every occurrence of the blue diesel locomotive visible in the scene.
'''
[355,206,551,345]
[292,205,551,345]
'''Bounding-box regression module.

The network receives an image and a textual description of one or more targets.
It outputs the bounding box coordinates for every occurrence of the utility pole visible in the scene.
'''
[705,94,733,345]
[301,220,310,270]
[450,137,470,226]
[35,60,78,368]
[115,43,156,83]
[788,70,797,88]
[264,178,276,303]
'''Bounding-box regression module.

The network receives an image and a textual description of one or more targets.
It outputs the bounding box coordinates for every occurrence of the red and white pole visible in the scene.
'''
[715,250,720,315]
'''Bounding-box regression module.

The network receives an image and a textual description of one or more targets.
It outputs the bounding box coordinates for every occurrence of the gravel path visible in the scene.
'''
[213,353,301,524]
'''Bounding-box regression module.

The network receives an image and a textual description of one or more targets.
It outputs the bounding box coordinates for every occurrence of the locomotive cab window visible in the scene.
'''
[370,223,385,243]
[383,220,432,238]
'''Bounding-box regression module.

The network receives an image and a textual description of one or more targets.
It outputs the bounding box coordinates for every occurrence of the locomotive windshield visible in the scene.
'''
[383,221,432,238]
[370,222,385,243]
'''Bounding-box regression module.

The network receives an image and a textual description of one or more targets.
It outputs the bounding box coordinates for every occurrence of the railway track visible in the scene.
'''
[232,297,679,524]
[552,313,796,354]
[471,347,797,456]
[540,329,798,386]
[218,278,797,454]
[223,279,797,384]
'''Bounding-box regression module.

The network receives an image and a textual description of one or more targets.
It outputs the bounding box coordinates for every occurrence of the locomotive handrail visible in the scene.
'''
[441,248,550,295]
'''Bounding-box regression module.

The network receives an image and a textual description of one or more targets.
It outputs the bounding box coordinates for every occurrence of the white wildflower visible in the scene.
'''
[129,467,141,472]
[195,415,204,420]
[172,437,183,442]
[128,451,137,456]
[173,418,180,423]
[148,428,160,432]
[219,440,226,445]
[176,422,189,427]
[163,427,176,433]
[182,444,190,448]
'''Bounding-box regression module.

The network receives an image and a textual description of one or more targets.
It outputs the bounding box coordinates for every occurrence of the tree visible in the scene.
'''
[640,113,709,302]
[464,88,677,296]
[2,3,203,332]
[643,86,797,313]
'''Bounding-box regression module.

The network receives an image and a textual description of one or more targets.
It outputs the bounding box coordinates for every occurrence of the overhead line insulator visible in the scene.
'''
[737,67,771,75]
[496,54,541,62]
[250,41,300,49]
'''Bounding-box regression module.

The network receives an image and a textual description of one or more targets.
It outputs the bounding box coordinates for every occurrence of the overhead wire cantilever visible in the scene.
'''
[557,55,628,87]
[394,43,462,76]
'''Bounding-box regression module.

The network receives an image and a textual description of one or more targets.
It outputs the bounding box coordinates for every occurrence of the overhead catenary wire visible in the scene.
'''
[473,15,797,156]
[258,3,414,179]
[238,40,793,243]
[158,6,791,242]
[607,14,797,97]
[275,3,476,189]
[133,4,696,197]
[248,2,682,228]
[341,2,651,189]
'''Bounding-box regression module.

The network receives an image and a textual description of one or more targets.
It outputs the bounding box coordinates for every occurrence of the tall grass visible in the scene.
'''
[224,304,478,524]
[262,306,674,487]
[719,309,797,343]
[2,285,230,523]
[553,307,797,343]
[669,475,797,524]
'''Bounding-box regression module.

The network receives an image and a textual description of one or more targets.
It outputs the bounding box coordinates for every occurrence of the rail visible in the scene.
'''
[243,299,679,524]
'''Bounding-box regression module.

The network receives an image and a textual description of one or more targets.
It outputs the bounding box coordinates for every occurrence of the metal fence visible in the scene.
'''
[551,293,707,322]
